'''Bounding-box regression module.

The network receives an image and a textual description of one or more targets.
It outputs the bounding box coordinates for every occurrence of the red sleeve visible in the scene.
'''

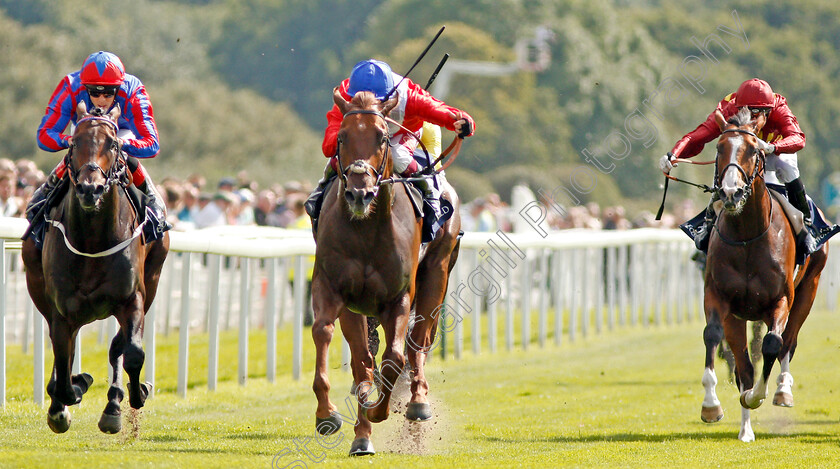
[671,96,735,159]
[403,80,475,136]
[766,96,805,154]
[322,79,352,157]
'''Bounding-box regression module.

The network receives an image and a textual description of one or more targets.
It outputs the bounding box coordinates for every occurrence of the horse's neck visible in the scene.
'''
[65,187,130,243]
[374,183,395,220]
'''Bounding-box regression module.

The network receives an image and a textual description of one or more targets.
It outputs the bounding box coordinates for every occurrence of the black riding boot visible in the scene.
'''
[138,178,172,242]
[785,178,812,224]
[785,178,818,260]
[693,196,718,253]
[25,166,61,223]
[304,163,337,235]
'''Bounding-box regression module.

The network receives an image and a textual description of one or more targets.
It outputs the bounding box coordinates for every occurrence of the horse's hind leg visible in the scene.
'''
[405,259,453,422]
[774,251,825,407]
[773,352,794,407]
[99,332,126,434]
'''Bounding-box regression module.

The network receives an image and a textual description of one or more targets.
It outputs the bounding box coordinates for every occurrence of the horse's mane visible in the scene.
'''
[727,107,753,127]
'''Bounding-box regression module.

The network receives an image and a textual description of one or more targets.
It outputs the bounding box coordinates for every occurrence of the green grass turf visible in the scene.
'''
[2,306,840,468]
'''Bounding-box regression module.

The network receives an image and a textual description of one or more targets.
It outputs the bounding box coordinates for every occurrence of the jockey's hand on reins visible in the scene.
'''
[457,119,472,139]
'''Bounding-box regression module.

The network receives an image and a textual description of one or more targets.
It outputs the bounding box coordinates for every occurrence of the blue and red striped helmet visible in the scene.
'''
[80,51,125,86]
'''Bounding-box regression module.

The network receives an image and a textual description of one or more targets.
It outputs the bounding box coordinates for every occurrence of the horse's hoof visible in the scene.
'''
[349,437,375,456]
[739,390,763,409]
[700,405,724,423]
[405,402,433,421]
[98,412,122,434]
[47,409,71,434]
[315,413,342,435]
[773,391,794,407]
[129,382,153,409]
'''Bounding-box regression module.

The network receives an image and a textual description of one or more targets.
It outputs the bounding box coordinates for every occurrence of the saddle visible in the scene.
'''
[680,184,840,264]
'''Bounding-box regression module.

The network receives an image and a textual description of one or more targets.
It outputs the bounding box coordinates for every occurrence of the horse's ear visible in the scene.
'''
[333,86,349,115]
[76,100,89,119]
[381,91,399,116]
[108,103,121,123]
[751,111,767,133]
[713,110,726,131]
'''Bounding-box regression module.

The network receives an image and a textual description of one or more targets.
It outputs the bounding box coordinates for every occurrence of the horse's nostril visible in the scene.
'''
[362,192,375,204]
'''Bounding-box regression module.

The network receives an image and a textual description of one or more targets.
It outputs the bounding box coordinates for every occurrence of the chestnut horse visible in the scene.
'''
[21,103,169,434]
[700,107,827,441]
[311,89,461,455]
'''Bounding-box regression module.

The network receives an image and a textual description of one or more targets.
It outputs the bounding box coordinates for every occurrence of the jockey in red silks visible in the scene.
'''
[661,78,835,257]
[28,50,171,244]
[305,59,475,241]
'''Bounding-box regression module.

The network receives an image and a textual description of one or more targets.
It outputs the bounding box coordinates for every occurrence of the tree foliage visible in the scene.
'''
[2,0,840,207]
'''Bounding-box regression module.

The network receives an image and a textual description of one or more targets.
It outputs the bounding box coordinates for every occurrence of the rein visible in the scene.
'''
[656,128,764,220]
[44,212,145,257]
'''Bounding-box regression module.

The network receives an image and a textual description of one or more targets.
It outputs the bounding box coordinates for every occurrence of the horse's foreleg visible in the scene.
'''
[701,312,724,423]
[46,319,92,433]
[98,331,126,434]
[338,311,375,455]
[311,280,344,436]
[117,294,151,411]
[738,386,755,442]
[366,298,410,424]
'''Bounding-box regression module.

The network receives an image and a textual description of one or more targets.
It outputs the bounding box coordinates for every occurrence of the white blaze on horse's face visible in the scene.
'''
[720,134,747,212]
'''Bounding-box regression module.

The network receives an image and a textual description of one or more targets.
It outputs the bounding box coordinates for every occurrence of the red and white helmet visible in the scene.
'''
[79,51,125,86]
[734,78,775,108]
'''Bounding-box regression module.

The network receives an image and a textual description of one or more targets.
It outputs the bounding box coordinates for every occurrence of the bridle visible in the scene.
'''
[714,128,765,202]
[336,109,392,194]
[66,116,128,188]
[712,127,773,246]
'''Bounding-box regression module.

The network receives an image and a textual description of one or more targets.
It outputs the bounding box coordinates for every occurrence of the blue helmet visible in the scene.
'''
[347,60,394,101]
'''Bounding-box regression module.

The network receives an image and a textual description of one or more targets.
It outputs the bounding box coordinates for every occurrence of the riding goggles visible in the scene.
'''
[86,85,118,98]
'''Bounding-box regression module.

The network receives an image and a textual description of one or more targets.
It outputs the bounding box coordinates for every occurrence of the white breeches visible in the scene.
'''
[764,152,799,185]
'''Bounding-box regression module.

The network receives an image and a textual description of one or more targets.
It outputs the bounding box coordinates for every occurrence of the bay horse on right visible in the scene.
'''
[700,107,828,442]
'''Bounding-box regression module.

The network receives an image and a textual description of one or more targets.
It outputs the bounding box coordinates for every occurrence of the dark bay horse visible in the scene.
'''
[21,102,169,434]
[311,89,461,455]
[700,107,827,441]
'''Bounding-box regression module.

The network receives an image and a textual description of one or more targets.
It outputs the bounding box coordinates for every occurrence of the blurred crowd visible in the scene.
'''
[460,185,694,234]
[0,158,693,233]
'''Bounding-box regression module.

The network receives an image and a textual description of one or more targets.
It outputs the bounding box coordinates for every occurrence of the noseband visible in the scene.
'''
[714,128,765,200]
[67,116,127,188]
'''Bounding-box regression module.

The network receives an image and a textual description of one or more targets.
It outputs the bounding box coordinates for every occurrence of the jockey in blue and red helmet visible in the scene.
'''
[28,51,171,245]
[305,59,476,242]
